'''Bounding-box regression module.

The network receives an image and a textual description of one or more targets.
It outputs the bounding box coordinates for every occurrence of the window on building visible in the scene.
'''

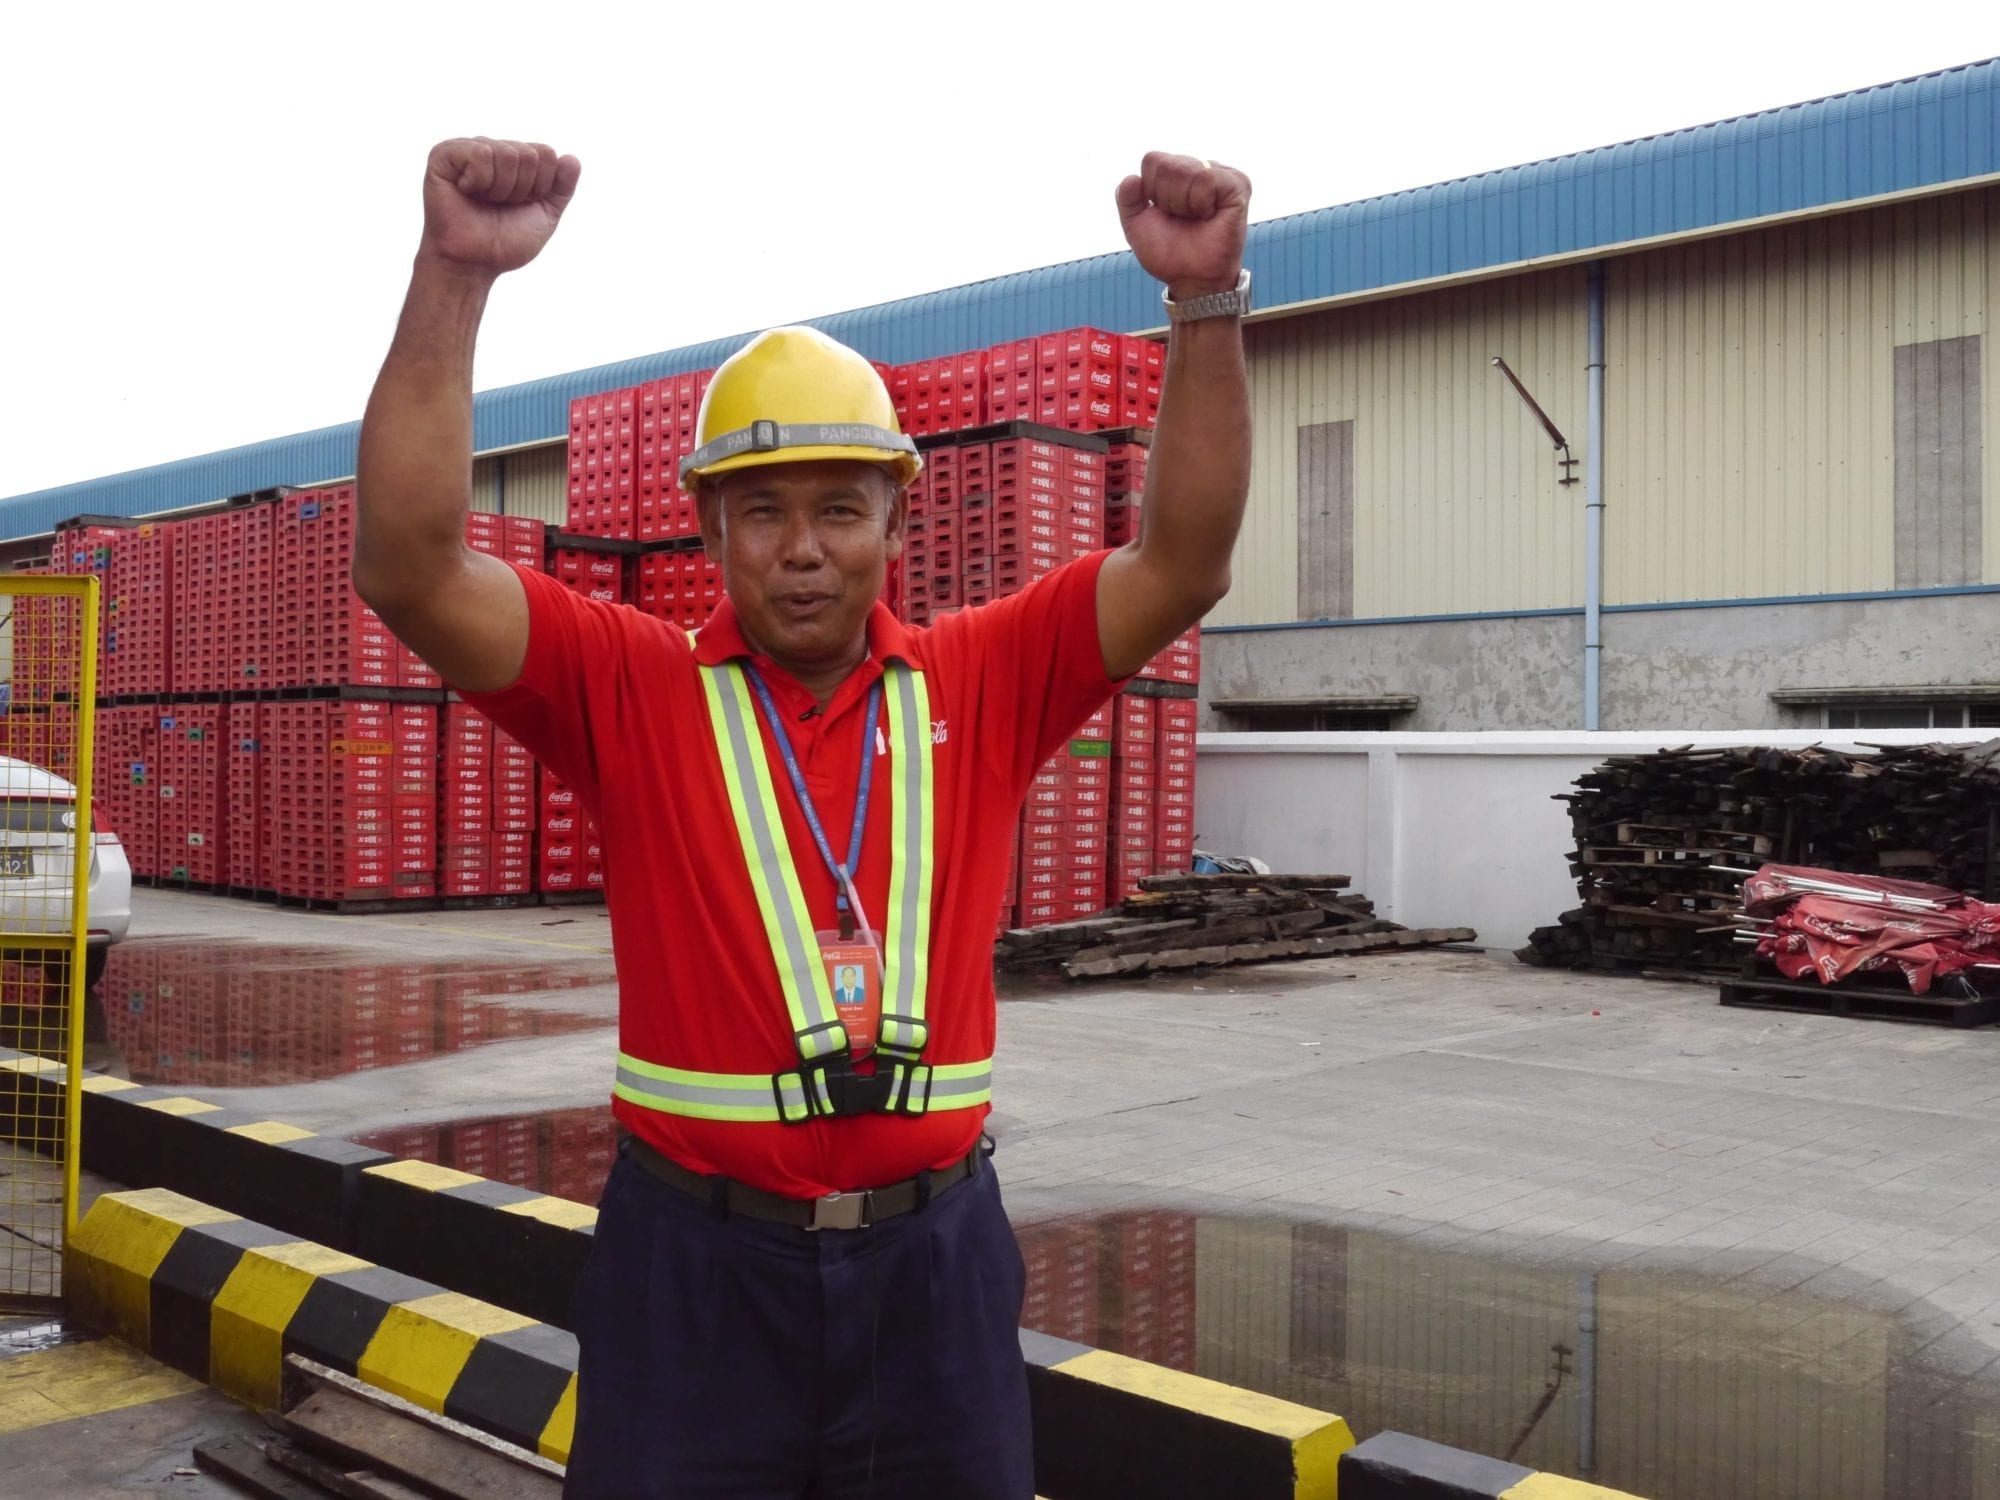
[1212,695,1416,732]
[1823,702,2000,730]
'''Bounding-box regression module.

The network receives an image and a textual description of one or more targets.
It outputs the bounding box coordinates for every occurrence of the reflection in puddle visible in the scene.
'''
[0,1317,90,1357]
[354,1104,618,1207]
[1015,1214,2000,1500]
[94,940,615,1088]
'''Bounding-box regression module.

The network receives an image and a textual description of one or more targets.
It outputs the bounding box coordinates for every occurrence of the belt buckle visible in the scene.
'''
[807,1189,872,1232]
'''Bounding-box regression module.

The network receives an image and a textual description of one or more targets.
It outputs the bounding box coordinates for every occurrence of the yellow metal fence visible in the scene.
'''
[0,574,99,1311]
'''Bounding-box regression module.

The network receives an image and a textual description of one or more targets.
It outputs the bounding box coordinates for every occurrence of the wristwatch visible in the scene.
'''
[1162,269,1252,323]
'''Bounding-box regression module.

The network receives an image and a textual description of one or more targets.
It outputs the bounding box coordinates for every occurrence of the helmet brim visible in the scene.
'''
[687,444,922,490]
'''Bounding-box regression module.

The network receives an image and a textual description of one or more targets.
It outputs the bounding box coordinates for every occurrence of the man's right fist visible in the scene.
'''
[420,138,582,276]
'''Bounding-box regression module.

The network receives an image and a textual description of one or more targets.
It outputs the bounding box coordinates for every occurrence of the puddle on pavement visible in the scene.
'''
[60,939,618,1089]
[0,1316,93,1358]
[354,1103,620,1205]
[1015,1212,2000,1500]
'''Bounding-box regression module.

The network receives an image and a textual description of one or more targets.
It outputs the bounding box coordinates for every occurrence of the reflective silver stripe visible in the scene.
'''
[616,1055,993,1123]
[682,421,917,483]
[877,664,931,1060]
[709,665,846,1060]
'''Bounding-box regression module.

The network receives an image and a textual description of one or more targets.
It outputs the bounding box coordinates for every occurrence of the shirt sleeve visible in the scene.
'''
[455,563,666,806]
[935,548,1128,792]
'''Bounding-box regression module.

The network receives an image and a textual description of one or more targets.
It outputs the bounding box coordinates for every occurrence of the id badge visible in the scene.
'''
[816,929,884,1058]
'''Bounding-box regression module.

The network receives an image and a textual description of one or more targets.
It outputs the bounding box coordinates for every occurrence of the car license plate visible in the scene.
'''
[0,850,35,877]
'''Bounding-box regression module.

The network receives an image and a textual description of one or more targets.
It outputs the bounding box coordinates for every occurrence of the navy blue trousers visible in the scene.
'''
[564,1139,1034,1499]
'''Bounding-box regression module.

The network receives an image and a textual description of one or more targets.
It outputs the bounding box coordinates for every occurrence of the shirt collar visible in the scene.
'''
[691,595,922,673]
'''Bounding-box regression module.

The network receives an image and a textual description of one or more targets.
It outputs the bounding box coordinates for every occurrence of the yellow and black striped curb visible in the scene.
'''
[1339,1432,1648,1500]
[66,1186,578,1464]
[355,1158,596,1330]
[1022,1327,1350,1500]
[0,1046,392,1250]
[0,1048,593,1328]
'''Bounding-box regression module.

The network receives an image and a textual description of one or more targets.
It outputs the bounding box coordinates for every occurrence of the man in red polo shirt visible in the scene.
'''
[355,137,1252,1499]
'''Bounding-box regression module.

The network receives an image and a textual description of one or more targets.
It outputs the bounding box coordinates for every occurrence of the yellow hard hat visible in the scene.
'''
[680,326,922,491]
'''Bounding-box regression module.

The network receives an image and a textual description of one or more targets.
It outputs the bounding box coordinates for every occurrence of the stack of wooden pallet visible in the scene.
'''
[996,872,1475,980]
[1519,742,2000,973]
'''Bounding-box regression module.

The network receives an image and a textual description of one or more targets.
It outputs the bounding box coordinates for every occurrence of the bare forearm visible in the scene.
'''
[1135,314,1250,606]
[354,256,493,605]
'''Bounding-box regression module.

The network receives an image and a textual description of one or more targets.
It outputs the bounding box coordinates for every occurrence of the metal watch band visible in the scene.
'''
[1162,268,1252,323]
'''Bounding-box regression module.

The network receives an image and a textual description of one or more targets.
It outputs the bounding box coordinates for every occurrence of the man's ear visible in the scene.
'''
[695,485,723,552]
[883,477,907,561]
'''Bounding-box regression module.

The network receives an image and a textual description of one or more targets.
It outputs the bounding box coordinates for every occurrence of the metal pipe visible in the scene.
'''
[1576,1272,1598,1477]
[1584,264,1607,731]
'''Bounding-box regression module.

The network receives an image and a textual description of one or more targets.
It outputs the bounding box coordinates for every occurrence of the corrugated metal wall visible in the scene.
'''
[1606,187,1996,604]
[498,444,570,525]
[1225,183,1998,626]
[1227,267,1589,625]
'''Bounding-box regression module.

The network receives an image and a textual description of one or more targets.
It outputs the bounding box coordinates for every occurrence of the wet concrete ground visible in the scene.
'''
[24,889,2000,1496]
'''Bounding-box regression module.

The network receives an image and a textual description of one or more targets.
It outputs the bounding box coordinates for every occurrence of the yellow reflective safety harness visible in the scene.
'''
[613,658,994,1124]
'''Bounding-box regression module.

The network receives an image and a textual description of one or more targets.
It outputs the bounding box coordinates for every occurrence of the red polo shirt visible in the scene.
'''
[462,550,1122,1198]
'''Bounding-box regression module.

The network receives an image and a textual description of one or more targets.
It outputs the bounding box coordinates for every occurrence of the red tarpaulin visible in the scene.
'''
[1744,864,2000,994]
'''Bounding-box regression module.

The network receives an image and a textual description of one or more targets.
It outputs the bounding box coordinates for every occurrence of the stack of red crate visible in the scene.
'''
[7,568,76,709]
[275,489,430,690]
[440,703,493,898]
[1137,625,1200,686]
[440,703,536,899]
[1110,695,1156,904]
[226,701,260,891]
[549,548,626,605]
[173,507,274,692]
[1017,702,1112,926]
[1104,440,1149,547]
[1155,699,1197,874]
[905,433,1105,625]
[566,387,637,538]
[463,513,545,570]
[631,550,723,630]
[94,707,159,875]
[986,329,1163,432]
[155,704,225,885]
[538,772,604,895]
[50,523,120,687]
[889,352,987,436]
[260,701,436,902]
[107,522,173,696]
[636,372,713,541]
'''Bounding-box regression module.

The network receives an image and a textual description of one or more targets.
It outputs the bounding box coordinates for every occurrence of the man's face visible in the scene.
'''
[699,460,904,677]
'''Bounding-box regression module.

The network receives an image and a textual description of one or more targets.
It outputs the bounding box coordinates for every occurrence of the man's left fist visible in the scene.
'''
[1116,153,1252,301]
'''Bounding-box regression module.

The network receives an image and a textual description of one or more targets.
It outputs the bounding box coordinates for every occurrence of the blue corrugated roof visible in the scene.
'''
[5,58,1995,539]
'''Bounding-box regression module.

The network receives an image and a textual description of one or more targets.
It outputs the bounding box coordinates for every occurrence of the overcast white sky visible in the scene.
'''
[2,3,1992,499]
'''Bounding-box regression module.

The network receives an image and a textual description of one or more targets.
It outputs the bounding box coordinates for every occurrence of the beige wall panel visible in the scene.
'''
[1222,269,1589,625]
[470,456,501,515]
[1607,188,1995,605]
[499,444,570,526]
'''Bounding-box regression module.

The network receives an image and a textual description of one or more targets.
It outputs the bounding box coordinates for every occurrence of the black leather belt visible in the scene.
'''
[621,1133,982,1232]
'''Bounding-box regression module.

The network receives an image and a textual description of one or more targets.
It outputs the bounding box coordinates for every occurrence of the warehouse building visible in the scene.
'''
[3,59,1996,734]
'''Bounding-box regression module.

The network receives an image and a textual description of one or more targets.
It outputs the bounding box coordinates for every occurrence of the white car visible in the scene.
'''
[0,755,131,988]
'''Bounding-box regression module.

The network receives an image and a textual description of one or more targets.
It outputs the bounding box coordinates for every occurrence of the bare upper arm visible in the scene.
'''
[1095,543,1223,681]
[358,547,531,694]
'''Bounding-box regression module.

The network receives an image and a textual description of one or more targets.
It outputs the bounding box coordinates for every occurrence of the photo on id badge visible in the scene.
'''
[818,931,883,1056]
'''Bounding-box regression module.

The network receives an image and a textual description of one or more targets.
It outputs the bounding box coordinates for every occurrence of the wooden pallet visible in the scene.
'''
[1719,977,2000,1029]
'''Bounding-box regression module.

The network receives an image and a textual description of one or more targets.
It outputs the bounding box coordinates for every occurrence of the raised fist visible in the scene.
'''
[420,138,582,276]
[1116,153,1251,300]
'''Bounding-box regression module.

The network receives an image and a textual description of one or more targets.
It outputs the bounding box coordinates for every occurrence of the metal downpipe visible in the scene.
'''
[1585,263,1606,730]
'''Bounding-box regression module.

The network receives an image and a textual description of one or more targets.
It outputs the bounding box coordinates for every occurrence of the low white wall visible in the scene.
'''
[1194,729,1991,951]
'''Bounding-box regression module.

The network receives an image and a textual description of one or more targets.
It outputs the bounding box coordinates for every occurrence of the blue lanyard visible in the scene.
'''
[742,663,881,939]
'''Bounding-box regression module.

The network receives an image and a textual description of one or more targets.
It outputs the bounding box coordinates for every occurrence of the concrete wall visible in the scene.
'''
[1193,728,1986,950]
[1202,589,2000,732]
